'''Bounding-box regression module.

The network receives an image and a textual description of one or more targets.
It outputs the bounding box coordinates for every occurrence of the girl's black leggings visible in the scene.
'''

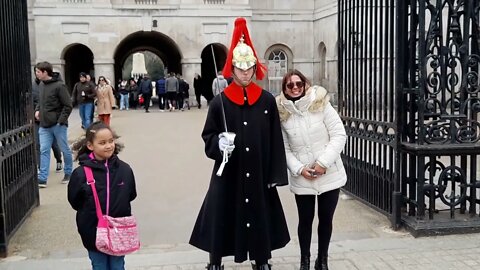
[295,188,340,257]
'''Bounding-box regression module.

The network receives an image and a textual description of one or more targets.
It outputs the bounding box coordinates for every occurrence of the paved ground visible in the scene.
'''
[2,104,480,270]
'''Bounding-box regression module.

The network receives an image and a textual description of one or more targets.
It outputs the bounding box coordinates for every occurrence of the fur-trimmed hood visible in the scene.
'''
[276,85,330,122]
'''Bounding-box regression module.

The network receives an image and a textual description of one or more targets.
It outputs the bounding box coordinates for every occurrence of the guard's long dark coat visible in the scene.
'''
[189,88,290,263]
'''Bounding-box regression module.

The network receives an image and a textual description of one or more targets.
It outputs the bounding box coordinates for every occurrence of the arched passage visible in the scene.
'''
[201,43,227,100]
[62,44,94,92]
[114,31,182,83]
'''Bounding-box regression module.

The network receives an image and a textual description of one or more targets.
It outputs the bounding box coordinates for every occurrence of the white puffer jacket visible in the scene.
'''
[276,85,347,195]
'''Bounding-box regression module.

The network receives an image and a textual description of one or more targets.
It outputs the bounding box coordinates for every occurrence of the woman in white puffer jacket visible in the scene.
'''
[276,70,347,270]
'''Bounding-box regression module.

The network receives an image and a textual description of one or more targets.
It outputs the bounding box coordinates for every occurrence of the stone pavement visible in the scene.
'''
[1,106,480,270]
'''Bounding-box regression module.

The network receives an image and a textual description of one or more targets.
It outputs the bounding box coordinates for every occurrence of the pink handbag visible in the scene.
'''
[84,164,140,256]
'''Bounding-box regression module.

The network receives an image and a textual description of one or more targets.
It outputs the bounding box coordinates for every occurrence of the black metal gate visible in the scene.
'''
[339,0,480,235]
[0,0,39,256]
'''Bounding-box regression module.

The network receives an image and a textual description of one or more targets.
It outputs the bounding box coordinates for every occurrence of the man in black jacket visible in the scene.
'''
[32,77,63,173]
[71,72,96,129]
[138,74,153,113]
[34,61,73,187]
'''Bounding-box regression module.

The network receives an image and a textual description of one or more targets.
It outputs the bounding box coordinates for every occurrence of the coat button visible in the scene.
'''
[245,198,249,203]
[246,147,250,152]
[246,223,250,228]
[246,173,250,177]
[243,121,248,126]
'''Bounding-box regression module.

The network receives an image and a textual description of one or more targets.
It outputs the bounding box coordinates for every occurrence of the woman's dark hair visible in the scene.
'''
[97,76,106,85]
[72,121,124,160]
[281,69,311,93]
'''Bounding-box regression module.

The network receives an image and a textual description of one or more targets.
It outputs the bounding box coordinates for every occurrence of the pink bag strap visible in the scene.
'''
[83,166,104,221]
[87,152,110,216]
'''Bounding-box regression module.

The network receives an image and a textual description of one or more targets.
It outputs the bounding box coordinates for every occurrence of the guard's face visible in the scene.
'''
[233,66,254,86]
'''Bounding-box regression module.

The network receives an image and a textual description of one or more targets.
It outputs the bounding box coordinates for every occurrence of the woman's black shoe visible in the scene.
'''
[300,255,310,270]
[206,264,223,270]
[314,256,328,270]
[252,263,271,270]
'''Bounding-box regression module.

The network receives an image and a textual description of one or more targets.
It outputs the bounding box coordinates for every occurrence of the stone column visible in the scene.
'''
[181,58,202,106]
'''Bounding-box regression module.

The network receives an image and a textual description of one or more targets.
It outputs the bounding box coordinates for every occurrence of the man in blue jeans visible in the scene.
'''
[34,61,73,188]
[72,72,96,129]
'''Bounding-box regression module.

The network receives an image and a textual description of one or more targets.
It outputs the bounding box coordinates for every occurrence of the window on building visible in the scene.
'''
[267,49,288,96]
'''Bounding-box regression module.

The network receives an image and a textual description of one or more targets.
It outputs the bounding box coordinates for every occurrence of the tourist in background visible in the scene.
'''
[72,72,96,129]
[166,72,179,111]
[193,73,203,109]
[127,78,138,110]
[156,76,167,111]
[32,74,63,173]
[34,61,73,187]
[211,71,228,96]
[138,74,153,113]
[118,80,129,110]
[95,76,116,126]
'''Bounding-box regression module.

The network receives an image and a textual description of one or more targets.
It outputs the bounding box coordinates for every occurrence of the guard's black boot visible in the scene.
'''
[206,263,224,270]
[314,256,328,270]
[300,255,310,270]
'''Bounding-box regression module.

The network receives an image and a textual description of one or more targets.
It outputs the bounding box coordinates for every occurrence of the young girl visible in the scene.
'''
[68,121,137,270]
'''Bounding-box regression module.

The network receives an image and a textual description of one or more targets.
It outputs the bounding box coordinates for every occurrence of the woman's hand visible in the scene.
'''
[312,162,327,176]
[301,166,318,180]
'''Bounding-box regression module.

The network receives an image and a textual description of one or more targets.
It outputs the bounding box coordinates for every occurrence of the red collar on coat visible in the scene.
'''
[224,82,262,105]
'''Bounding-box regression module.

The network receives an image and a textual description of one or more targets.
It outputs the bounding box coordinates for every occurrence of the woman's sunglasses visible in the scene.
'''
[286,81,304,89]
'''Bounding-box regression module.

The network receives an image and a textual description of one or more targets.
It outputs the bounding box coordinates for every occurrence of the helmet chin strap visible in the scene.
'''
[232,66,256,87]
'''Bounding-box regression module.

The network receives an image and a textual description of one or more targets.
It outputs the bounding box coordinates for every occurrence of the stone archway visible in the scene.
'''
[114,31,182,83]
[62,43,94,93]
[201,43,227,100]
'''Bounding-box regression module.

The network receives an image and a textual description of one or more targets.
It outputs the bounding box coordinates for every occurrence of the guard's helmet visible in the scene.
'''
[223,18,266,80]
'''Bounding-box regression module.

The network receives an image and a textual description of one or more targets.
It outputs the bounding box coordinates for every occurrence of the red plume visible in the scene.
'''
[223,18,266,80]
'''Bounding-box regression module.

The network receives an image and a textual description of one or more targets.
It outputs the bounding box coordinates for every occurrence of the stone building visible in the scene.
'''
[27,0,338,99]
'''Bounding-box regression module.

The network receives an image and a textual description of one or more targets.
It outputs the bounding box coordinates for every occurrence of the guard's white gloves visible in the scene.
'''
[217,132,236,176]
[218,132,235,155]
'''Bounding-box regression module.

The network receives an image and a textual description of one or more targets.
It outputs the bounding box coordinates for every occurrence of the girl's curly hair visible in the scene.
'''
[71,121,124,160]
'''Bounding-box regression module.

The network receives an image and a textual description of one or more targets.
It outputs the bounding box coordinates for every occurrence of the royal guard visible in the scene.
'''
[189,18,291,270]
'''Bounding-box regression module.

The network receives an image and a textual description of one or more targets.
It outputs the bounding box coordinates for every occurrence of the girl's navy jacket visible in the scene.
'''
[68,153,137,251]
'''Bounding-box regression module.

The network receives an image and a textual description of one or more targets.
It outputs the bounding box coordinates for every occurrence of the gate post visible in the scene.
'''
[397,0,480,236]
[0,0,39,257]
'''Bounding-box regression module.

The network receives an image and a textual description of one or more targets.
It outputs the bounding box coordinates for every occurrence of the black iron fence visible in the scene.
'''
[339,0,480,235]
[338,0,399,225]
[0,0,39,256]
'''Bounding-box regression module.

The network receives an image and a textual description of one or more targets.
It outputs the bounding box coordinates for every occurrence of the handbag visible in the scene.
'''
[83,165,140,256]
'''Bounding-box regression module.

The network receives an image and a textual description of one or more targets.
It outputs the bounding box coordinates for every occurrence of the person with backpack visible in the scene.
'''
[211,71,228,96]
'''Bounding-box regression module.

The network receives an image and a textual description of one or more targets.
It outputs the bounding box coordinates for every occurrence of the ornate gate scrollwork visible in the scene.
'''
[340,0,480,235]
